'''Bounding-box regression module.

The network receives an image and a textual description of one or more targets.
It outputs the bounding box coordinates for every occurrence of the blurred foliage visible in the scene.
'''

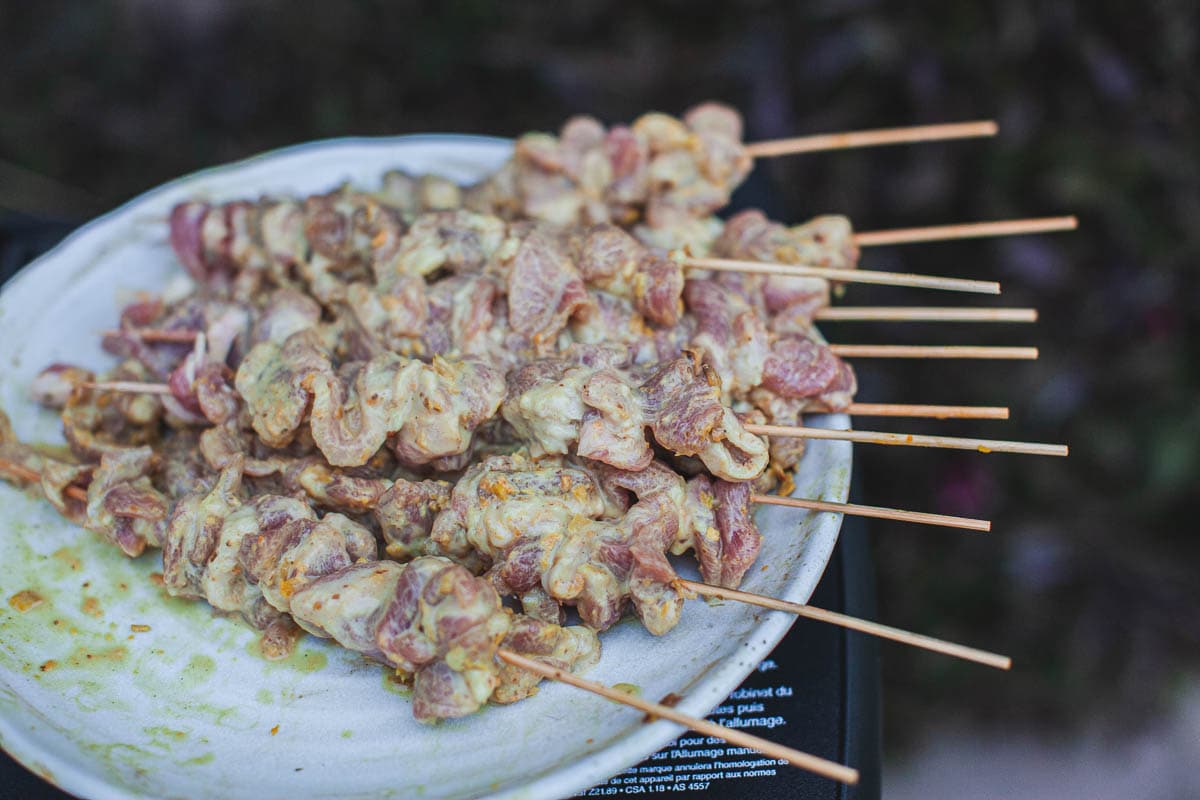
[1,0,1197,749]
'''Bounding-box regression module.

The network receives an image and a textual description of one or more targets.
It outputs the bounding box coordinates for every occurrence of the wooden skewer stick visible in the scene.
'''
[81,381,1011,425]
[844,403,1008,420]
[0,453,992,534]
[107,307,1040,341]
[104,329,1038,360]
[80,379,1055,452]
[752,493,990,532]
[498,649,859,784]
[0,444,993,533]
[0,458,41,484]
[744,120,997,159]
[80,381,1010,423]
[82,381,173,396]
[830,345,1038,360]
[744,423,1069,457]
[105,309,1040,337]
[679,256,999,295]
[677,580,1010,670]
[94,341,1041,369]
[0,458,88,502]
[101,328,201,343]
[816,306,1037,323]
[854,216,1078,247]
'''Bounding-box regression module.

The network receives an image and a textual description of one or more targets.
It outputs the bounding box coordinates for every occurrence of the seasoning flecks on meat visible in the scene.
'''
[505,227,592,351]
[162,457,246,597]
[430,453,626,628]
[238,322,508,469]
[502,358,589,462]
[474,102,751,231]
[504,351,770,481]
[295,461,390,514]
[374,556,512,721]
[570,224,684,327]
[345,275,428,352]
[289,560,406,661]
[493,615,601,705]
[431,453,607,560]
[593,461,691,634]
[639,355,770,482]
[387,209,508,278]
[83,446,169,558]
[760,334,859,412]
[201,493,313,618]
[642,105,752,230]
[236,329,332,448]
[305,352,505,468]
[242,512,377,615]
[745,388,808,485]
[373,478,453,560]
[431,453,697,636]
[577,368,655,471]
[684,475,762,589]
[683,279,769,396]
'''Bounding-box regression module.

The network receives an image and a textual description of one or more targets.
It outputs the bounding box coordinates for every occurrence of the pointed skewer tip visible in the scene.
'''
[497,649,859,784]
[678,580,1011,670]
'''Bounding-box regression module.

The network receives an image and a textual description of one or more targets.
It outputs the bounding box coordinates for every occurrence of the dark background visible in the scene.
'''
[2,1,1197,795]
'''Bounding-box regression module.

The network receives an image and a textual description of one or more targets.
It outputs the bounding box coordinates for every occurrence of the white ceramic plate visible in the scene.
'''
[0,136,851,800]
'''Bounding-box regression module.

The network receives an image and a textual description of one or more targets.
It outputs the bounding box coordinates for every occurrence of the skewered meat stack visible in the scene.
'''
[18,339,778,605]
[3,194,837,723]
[147,166,863,483]
[403,102,753,233]
[0,102,1069,785]
[164,175,856,349]
[2,408,606,721]
[0,385,757,722]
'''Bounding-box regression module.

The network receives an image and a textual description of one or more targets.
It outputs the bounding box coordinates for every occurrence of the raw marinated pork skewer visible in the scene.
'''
[815,306,1037,322]
[0,442,1008,671]
[90,243,1040,479]
[39,355,993,537]
[73,342,1061,473]
[743,119,998,158]
[410,104,991,235]
[85,379,1011,421]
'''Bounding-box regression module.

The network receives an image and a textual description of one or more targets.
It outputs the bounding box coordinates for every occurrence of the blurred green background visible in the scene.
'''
[2,1,1197,794]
